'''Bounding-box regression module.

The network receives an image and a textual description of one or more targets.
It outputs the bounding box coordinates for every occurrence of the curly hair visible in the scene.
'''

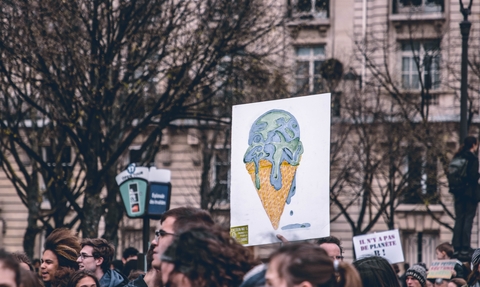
[161,226,256,287]
[67,270,100,287]
[52,266,76,287]
[44,228,81,270]
[268,243,362,287]
[81,238,115,273]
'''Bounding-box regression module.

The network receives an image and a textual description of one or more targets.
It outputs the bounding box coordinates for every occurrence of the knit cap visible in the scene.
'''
[472,249,480,266]
[405,265,427,287]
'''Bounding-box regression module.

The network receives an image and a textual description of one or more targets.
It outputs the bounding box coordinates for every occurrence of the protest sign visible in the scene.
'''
[427,260,457,279]
[230,94,331,246]
[353,229,404,263]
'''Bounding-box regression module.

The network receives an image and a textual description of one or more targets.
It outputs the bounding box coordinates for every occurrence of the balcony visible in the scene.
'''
[391,0,445,34]
[287,0,330,38]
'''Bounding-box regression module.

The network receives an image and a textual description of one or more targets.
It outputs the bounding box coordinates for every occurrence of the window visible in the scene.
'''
[394,0,444,14]
[401,40,441,91]
[402,147,438,204]
[211,148,230,202]
[42,146,71,167]
[295,46,325,95]
[331,92,341,117]
[294,0,329,18]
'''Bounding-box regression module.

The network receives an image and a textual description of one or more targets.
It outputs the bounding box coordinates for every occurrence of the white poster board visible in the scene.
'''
[230,94,331,246]
[353,229,404,263]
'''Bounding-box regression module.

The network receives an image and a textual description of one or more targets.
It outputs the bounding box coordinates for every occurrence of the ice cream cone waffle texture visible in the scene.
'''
[246,159,298,230]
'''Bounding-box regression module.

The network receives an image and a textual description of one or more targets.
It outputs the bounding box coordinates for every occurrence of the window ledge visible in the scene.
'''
[390,12,445,22]
[287,17,330,28]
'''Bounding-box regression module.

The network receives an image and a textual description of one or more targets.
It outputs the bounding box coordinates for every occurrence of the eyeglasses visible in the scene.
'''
[155,229,176,240]
[77,253,95,260]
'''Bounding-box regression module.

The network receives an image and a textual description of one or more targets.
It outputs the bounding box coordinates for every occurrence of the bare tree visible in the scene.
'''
[0,0,285,250]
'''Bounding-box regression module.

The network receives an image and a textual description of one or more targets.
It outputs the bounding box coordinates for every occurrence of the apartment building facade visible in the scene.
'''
[1,0,480,266]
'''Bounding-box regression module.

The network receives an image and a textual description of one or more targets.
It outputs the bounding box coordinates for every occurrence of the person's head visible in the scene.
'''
[19,268,44,287]
[123,259,139,278]
[457,136,478,155]
[448,278,467,287]
[110,259,123,271]
[122,247,139,264]
[316,236,344,261]
[12,252,34,271]
[0,249,21,287]
[151,207,214,269]
[67,270,100,287]
[468,248,480,285]
[353,256,401,287]
[434,278,448,287]
[42,228,81,282]
[266,243,362,287]
[160,226,255,287]
[435,242,454,260]
[77,238,115,275]
[405,265,427,287]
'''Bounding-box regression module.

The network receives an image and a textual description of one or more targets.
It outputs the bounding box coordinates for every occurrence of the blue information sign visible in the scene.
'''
[148,182,171,218]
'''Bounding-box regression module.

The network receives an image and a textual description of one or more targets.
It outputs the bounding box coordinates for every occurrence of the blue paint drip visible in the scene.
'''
[281,223,311,230]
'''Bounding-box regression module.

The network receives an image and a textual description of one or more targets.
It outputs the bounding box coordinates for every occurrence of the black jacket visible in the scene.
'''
[458,150,479,200]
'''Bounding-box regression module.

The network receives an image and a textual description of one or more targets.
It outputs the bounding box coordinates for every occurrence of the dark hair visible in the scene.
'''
[0,249,21,287]
[268,243,362,287]
[436,242,454,258]
[67,270,100,287]
[162,226,256,287]
[52,266,76,287]
[316,236,343,255]
[160,207,214,232]
[353,256,401,287]
[44,228,81,270]
[123,259,138,278]
[146,244,155,271]
[111,259,123,271]
[128,269,145,281]
[81,238,115,273]
[122,247,139,260]
[12,251,34,271]
[449,278,467,287]
[455,136,478,157]
[467,262,480,286]
[19,268,44,287]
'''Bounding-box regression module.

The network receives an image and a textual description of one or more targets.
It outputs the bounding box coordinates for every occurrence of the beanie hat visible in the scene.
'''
[472,249,480,266]
[405,265,427,287]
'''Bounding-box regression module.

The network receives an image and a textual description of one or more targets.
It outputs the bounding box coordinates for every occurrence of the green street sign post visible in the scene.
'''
[116,163,171,271]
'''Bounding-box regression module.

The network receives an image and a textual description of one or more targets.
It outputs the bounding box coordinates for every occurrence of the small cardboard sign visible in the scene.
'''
[427,260,457,279]
[353,229,404,263]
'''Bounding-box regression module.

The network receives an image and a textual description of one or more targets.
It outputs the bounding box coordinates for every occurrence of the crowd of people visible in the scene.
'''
[0,206,479,287]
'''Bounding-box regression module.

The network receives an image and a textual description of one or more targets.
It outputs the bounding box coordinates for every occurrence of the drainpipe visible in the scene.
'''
[361,0,367,90]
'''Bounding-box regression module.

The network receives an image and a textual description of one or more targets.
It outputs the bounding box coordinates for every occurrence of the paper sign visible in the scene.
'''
[230,94,331,246]
[427,260,457,279]
[353,229,404,263]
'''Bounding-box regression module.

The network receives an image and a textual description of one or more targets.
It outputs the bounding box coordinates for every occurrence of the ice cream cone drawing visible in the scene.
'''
[243,110,304,230]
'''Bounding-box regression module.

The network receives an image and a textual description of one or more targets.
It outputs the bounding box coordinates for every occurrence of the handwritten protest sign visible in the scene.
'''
[353,229,404,263]
[230,94,331,246]
[427,260,457,279]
